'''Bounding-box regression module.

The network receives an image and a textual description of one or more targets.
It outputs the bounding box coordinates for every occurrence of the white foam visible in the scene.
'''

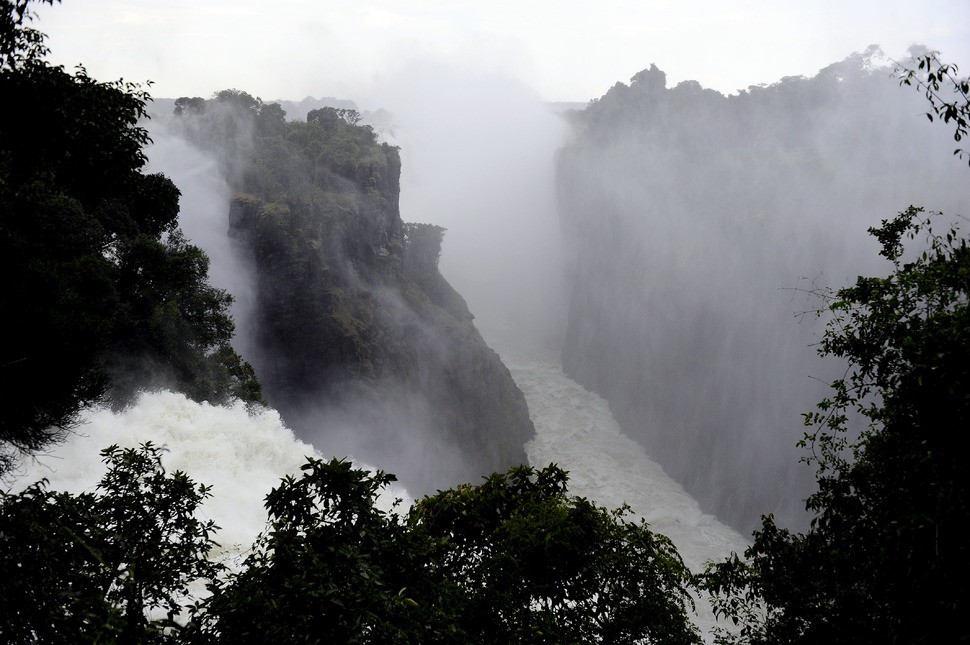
[10,390,411,561]
[501,345,747,641]
[9,358,742,639]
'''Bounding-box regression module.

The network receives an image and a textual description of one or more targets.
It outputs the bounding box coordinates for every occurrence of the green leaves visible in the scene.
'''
[897,52,970,166]
[190,462,700,644]
[195,458,432,644]
[0,0,58,70]
[0,443,222,643]
[702,207,970,643]
[410,464,701,644]
[3,456,702,643]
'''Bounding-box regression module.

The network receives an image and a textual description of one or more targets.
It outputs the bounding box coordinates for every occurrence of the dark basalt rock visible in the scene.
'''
[228,129,533,494]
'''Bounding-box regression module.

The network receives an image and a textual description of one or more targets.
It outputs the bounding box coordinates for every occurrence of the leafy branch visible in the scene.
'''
[897,51,970,165]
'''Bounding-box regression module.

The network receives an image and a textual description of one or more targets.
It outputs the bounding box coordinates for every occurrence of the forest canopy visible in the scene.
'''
[1,452,703,644]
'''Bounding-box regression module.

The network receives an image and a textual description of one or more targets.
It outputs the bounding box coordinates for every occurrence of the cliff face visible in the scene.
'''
[556,56,970,532]
[213,103,532,492]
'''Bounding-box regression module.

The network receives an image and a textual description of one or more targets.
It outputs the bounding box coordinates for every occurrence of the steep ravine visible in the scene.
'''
[155,97,534,494]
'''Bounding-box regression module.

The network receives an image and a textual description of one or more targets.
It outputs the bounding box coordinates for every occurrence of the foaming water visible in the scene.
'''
[11,359,743,638]
[499,342,748,639]
[9,391,412,562]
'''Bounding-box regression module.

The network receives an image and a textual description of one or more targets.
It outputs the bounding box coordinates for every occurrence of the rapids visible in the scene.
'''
[497,341,748,639]
[8,391,412,566]
[10,347,746,639]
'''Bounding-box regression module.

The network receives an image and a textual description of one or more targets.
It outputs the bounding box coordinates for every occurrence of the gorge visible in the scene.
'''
[3,16,969,637]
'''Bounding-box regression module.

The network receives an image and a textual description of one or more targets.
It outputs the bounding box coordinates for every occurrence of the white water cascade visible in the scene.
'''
[513,348,750,568]
[494,341,748,639]
[9,347,746,639]
[8,392,412,565]
[8,111,748,639]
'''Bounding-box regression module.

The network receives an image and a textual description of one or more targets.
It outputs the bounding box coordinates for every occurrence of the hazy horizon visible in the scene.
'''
[32,1,970,105]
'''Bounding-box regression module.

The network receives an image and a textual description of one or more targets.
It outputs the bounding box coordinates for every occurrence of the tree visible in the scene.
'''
[897,50,970,165]
[188,458,456,643]
[0,0,261,472]
[213,88,262,113]
[174,96,206,116]
[701,55,970,643]
[0,0,55,69]
[412,465,701,644]
[0,443,222,643]
[192,461,700,644]
[403,222,446,282]
[307,106,362,129]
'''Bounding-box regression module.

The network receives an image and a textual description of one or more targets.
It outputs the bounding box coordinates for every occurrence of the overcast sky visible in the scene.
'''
[33,1,970,104]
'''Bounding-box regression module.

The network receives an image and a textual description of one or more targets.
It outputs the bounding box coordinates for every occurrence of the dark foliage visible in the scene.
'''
[0,0,261,472]
[0,0,55,69]
[190,461,700,644]
[898,53,970,165]
[703,206,970,643]
[699,56,970,644]
[188,459,452,643]
[4,454,700,644]
[403,222,446,283]
[0,444,221,643]
[412,465,701,644]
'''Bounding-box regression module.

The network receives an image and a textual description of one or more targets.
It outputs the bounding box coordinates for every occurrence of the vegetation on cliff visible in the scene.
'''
[556,48,969,532]
[171,89,534,492]
[701,55,970,643]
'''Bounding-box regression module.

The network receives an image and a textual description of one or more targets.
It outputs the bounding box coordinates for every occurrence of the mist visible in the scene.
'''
[142,66,573,477]
[144,123,258,362]
[556,53,970,531]
[136,48,968,536]
[142,82,541,497]
[354,62,570,352]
